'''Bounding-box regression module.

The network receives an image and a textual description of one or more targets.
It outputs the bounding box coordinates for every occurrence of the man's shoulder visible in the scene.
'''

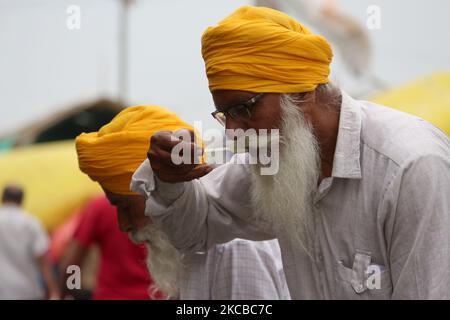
[358,99,449,169]
[0,206,42,229]
[18,211,44,229]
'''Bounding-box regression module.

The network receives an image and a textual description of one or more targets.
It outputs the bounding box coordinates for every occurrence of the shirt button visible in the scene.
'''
[316,252,324,271]
[318,252,324,262]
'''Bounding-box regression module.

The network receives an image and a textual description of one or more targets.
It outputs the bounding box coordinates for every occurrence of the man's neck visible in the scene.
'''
[303,95,342,181]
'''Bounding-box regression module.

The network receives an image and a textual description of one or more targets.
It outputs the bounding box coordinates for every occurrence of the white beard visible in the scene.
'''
[129,224,184,299]
[250,94,320,255]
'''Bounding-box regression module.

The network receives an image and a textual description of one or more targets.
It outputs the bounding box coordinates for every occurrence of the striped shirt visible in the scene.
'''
[180,239,290,299]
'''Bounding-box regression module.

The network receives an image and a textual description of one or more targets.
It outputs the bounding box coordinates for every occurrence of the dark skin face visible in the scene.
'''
[211,89,341,180]
[103,190,151,233]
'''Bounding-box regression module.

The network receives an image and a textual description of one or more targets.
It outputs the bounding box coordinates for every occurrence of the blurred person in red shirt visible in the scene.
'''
[59,195,161,300]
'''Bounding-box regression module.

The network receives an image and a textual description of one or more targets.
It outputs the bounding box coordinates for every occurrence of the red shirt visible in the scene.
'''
[74,196,155,300]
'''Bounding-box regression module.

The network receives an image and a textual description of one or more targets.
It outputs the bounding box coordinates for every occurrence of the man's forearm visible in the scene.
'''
[38,255,60,299]
[132,157,275,254]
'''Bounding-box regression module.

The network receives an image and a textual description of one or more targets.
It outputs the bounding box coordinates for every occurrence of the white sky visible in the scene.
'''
[1,0,449,135]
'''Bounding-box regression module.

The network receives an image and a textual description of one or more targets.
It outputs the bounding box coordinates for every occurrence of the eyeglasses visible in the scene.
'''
[211,93,265,126]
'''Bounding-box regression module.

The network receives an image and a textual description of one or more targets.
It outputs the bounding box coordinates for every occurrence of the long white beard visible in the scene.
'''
[129,224,184,299]
[250,94,320,255]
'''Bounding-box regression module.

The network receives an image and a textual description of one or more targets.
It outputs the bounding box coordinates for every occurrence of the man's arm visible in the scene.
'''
[37,255,60,300]
[29,218,60,299]
[385,154,450,299]
[59,200,101,298]
[131,157,275,254]
[58,240,88,298]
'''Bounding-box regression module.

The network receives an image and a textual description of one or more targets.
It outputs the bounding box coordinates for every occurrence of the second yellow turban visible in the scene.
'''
[202,6,333,93]
[75,105,195,195]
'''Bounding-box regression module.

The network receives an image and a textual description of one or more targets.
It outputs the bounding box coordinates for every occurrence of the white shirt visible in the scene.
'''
[180,239,291,300]
[132,167,290,300]
[0,205,49,300]
[131,91,450,299]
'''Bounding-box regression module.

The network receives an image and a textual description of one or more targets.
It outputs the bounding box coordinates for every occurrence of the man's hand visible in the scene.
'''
[148,130,214,183]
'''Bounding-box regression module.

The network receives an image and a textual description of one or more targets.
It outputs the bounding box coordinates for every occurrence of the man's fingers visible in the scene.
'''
[150,131,183,152]
[150,130,201,163]
[173,128,195,142]
[151,158,197,176]
[183,164,215,181]
[149,129,210,182]
[148,143,200,173]
[149,141,202,167]
[156,165,215,183]
[147,146,183,168]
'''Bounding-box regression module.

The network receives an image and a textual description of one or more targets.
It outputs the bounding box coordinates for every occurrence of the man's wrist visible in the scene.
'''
[154,177,186,203]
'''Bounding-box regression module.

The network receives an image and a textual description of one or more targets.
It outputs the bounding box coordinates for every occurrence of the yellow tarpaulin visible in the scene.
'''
[0,140,102,231]
[370,72,450,135]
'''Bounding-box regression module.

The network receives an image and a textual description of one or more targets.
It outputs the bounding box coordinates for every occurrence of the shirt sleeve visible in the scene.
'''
[73,199,103,248]
[130,157,275,255]
[210,239,291,300]
[385,154,450,299]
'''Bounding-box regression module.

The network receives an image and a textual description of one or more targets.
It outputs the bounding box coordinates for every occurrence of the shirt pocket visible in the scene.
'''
[334,251,393,299]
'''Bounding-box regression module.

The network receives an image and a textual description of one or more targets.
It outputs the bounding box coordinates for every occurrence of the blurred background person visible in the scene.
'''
[59,195,160,300]
[0,185,59,300]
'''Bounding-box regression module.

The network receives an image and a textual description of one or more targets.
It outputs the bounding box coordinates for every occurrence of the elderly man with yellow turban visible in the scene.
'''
[143,6,450,299]
[75,105,290,300]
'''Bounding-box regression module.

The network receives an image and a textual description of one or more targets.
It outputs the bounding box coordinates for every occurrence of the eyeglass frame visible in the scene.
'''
[211,93,265,126]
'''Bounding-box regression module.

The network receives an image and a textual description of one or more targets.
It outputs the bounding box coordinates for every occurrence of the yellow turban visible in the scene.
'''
[75,105,194,195]
[202,6,333,93]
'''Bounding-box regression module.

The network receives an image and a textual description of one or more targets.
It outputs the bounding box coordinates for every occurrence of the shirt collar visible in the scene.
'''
[331,91,362,179]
